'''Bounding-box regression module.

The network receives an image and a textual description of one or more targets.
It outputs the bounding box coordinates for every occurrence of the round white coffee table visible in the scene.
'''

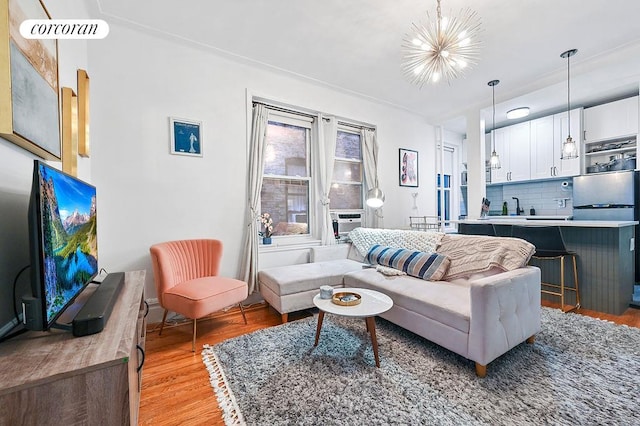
[313,287,393,367]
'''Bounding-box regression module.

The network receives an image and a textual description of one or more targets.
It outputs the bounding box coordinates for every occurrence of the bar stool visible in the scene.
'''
[457,222,496,236]
[511,225,580,312]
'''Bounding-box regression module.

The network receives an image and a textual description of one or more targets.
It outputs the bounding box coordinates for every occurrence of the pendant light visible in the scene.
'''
[401,0,482,86]
[488,79,501,169]
[560,49,578,159]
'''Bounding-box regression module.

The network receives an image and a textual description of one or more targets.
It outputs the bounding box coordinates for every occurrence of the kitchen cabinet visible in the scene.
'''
[530,109,581,179]
[490,121,530,183]
[529,115,555,179]
[584,96,638,143]
[583,96,638,174]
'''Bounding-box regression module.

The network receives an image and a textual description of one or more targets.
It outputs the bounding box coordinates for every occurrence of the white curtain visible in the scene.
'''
[362,128,381,228]
[318,115,338,244]
[240,104,268,293]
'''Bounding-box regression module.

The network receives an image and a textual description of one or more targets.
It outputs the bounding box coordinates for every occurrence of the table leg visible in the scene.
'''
[314,310,325,346]
[365,316,380,367]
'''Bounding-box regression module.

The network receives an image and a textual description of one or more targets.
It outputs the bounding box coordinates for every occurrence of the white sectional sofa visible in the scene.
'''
[258,229,541,377]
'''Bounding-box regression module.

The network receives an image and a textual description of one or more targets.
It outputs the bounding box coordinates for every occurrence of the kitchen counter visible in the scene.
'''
[454,219,637,315]
[485,215,573,220]
[459,218,638,228]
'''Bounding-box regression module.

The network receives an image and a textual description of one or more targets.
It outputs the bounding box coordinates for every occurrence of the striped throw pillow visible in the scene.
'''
[365,245,450,281]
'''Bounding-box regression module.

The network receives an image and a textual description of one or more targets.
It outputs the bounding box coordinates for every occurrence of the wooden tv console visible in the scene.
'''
[0,270,146,425]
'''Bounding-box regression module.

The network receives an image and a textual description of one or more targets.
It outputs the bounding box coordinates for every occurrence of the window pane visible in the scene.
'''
[329,183,363,210]
[437,190,451,221]
[260,178,309,235]
[437,174,451,188]
[335,131,361,160]
[264,122,308,177]
[332,160,362,183]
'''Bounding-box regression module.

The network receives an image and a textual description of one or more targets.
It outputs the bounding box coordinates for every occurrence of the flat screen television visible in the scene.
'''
[24,160,98,331]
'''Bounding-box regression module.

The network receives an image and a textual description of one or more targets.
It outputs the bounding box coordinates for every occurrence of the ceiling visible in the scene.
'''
[91,0,640,134]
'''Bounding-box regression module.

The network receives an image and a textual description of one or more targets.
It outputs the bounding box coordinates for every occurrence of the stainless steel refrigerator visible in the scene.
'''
[573,170,639,283]
[573,170,637,221]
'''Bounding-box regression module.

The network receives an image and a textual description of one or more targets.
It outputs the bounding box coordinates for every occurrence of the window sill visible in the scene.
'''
[258,239,322,253]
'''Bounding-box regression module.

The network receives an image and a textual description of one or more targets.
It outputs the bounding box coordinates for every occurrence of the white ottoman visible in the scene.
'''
[258,259,363,322]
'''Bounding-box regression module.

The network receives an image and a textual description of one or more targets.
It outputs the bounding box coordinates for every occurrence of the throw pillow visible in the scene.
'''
[366,244,450,281]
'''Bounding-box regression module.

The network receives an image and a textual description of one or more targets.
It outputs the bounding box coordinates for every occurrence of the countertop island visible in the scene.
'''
[455,218,637,315]
[459,218,638,228]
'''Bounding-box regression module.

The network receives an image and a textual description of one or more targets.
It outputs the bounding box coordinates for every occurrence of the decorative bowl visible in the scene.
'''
[332,291,361,306]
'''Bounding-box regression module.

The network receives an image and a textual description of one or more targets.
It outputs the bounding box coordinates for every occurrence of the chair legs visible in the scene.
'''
[239,303,248,324]
[572,255,581,310]
[192,318,197,352]
[161,304,247,353]
[159,309,168,335]
[539,254,580,313]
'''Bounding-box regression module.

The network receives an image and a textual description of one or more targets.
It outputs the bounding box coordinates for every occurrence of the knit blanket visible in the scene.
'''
[437,234,535,279]
[349,227,445,258]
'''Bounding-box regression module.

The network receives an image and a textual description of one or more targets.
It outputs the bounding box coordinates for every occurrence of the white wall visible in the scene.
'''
[0,8,443,328]
[87,23,437,308]
[0,1,90,329]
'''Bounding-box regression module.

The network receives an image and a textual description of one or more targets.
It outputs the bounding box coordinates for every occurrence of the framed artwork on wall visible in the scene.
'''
[399,148,418,187]
[169,117,202,157]
[77,69,90,157]
[0,0,61,160]
[61,87,78,177]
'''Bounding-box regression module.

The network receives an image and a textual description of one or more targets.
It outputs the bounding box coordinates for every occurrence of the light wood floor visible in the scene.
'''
[138,301,640,425]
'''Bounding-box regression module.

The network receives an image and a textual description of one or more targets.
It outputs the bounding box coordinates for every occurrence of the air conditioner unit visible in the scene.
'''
[331,210,363,237]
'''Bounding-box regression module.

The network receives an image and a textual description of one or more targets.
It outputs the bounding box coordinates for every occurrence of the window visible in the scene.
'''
[329,129,363,210]
[260,113,312,236]
[437,145,456,229]
[437,173,451,224]
[256,102,374,244]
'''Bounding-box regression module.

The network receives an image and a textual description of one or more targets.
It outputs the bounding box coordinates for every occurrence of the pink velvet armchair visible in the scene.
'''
[149,239,248,352]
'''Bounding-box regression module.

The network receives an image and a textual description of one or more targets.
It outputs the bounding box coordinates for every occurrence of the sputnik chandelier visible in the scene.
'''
[401,0,481,86]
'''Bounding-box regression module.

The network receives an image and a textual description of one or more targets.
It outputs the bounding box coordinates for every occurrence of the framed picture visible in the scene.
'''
[169,117,202,157]
[399,148,418,187]
[77,69,90,157]
[61,87,78,177]
[0,0,61,160]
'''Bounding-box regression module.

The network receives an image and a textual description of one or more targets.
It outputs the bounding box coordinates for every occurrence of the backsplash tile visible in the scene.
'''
[487,178,574,216]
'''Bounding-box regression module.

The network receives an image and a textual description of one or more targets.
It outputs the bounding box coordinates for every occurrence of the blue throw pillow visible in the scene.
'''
[365,244,450,281]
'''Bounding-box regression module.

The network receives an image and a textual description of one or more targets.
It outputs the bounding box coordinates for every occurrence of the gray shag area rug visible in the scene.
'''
[202,307,640,425]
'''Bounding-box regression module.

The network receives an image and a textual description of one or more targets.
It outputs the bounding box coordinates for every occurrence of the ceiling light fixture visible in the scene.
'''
[560,48,578,159]
[506,107,530,120]
[401,0,481,87]
[488,79,501,170]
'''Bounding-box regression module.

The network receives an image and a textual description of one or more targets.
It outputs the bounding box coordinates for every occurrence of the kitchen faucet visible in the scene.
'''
[512,197,524,215]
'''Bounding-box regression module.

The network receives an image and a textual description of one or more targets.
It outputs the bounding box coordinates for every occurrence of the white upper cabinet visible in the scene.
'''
[529,115,555,180]
[509,121,531,182]
[553,109,582,177]
[528,109,582,180]
[490,121,531,183]
[584,96,639,142]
